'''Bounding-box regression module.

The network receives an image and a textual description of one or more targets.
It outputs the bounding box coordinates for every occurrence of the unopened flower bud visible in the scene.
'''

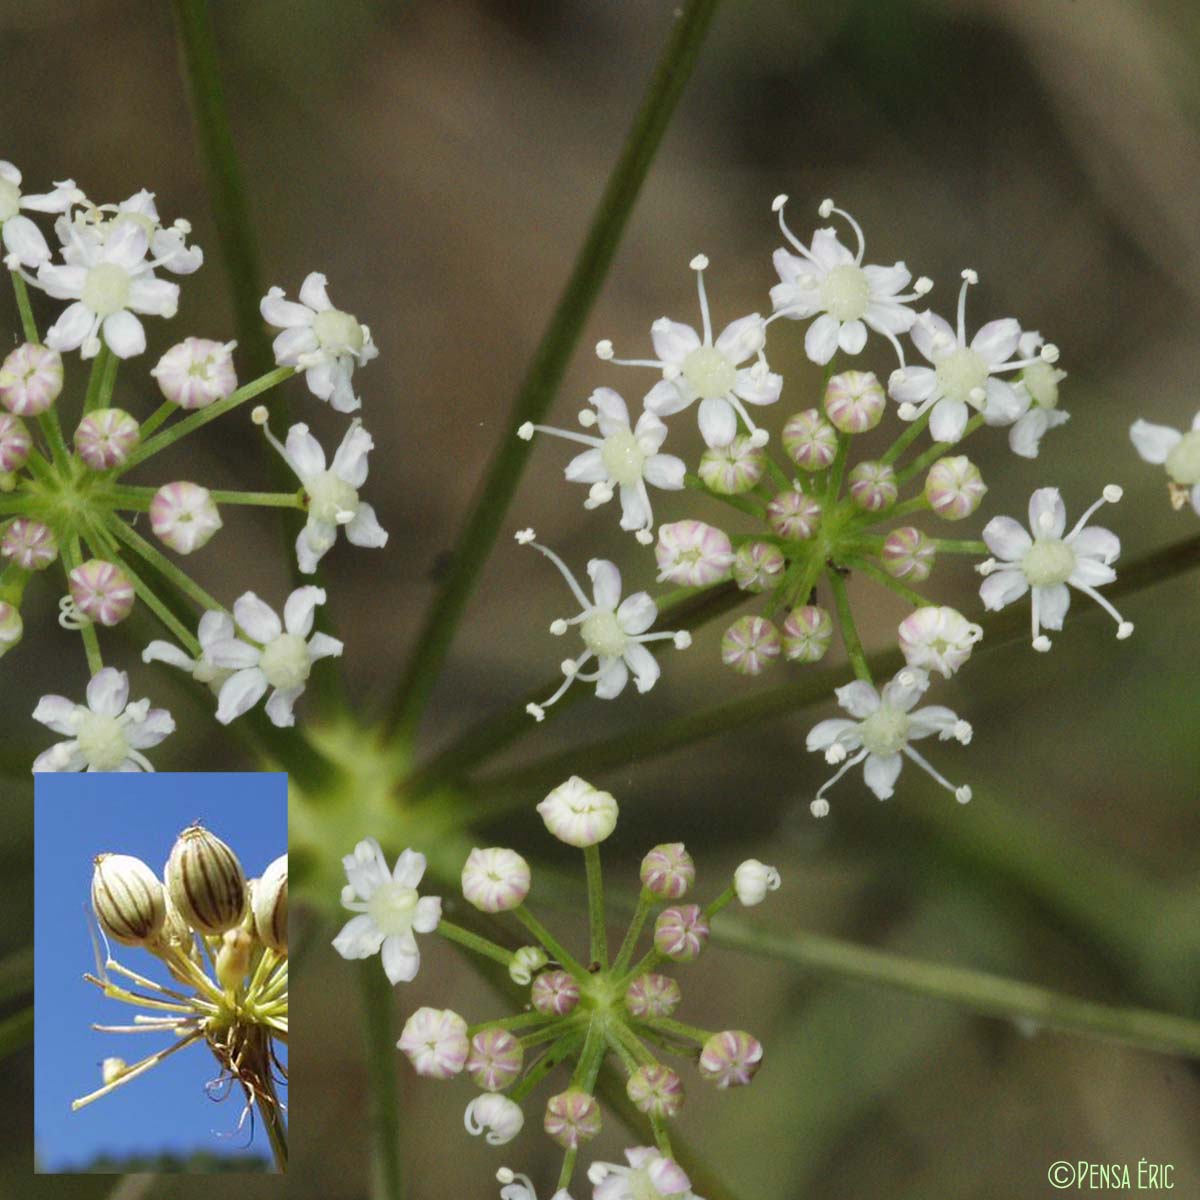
[1,518,57,570]
[721,615,781,676]
[783,409,837,471]
[779,605,831,663]
[508,945,547,986]
[467,1027,524,1090]
[537,776,618,847]
[0,601,22,659]
[152,338,238,409]
[626,1064,684,1118]
[767,489,821,540]
[462,847,531,913]
[624,972,682,1018]
[68,559,135,627]
[925,456,986,520]
[465,1093,524,1145]
[165,823,247,935]
[150,482,222,554]
[848,461,897,512]
[531,969,581,1017]
[398,1007,469,1080]
[75,408,140,470]
[253,853,287,952]
[882,526,935,581]
[640,843,695,899]
[698,436,765,495]
[824,370,885,433]
[654,905,709,962]
[544,1088,601,1149]
[655,520,733,587]
[216,927,254,990]
[0,343,63,416]
[732,541,785,593]
[898,605,982,678]
[0,413,31,472]
[91,853,166,946]
[698,1030,763,1088]
[734,859,781,907]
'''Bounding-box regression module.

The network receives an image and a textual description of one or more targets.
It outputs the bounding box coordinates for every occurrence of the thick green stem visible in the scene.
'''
[843,555,931,609]
[827,568,872,682]
[436,919,516,969]
[880,409,931,465]
[384,0,723,741]
[358,962,404,1200]
[584,845,608,968]
[514,906,588,979]
[613,889,656,975]
[83,346,119,415]
[105,516,224,614]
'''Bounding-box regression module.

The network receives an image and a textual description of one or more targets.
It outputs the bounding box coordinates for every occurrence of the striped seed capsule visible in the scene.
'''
[91,853,166,946]
[253,854,287,953]
[165,823,247,935]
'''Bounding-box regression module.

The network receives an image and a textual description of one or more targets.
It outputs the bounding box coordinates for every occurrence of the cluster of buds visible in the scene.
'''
[333,778,779,1198]
[79,823,288,1169]
[0,163,384,770]
[519,194,1135,816]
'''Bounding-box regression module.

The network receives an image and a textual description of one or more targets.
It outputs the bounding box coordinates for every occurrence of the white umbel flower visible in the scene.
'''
[769,195,931,367]
[260,272,378,412]
[978,486,1133,652]
[0,163,83,270]
[805,668,972,816]
[1130,410,1200,515]
[598,255,781,448]
[259,415,388,573]
[1008,331,1069,458]
[142,609,238,692]
[332,838,442,985]
[518,387,684,543]
[519,533,691,721]
[209,586,343,726]
[588,1147,699,1200]
[32,668,174,773]
[889,271,1058,444]
[34,219,179,359]
[56,189,203,277]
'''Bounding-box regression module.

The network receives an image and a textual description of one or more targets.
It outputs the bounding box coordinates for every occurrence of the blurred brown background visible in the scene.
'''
[3,0,1199,1196]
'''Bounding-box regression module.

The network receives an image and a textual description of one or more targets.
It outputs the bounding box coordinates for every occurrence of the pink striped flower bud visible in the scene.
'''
[732,540,785,593]
[0,413,31,472]
[721,615,781,676]
[697,436,765,495]
[824,370,885,433]
[531,969,580,1017]
[150,482,222,554]
[925,455,986,520]
[69,559,135,626]
[398,1007,469,1080]
[0,343,63,416]
[75,408,139,470]
[467,1027,524,1091]
[655,520,733,587]
[848,460,897,512]
[152,338,237,409]
[882,526,935,582]
[544,1088,601,1149]
[624,972,682,1018]
[1,518,57,570]
[640,843,694,900]
[783,409,837,471]
[0,601,22,658]
[461,847,531,913]
[767,489,821,540]
[698,1030,763,1089]
[781,605,833,663]
[626,1064,685,1118]
[653,905,709,962]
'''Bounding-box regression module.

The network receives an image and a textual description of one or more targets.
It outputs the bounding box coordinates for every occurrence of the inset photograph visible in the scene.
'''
[34,772,287,1174]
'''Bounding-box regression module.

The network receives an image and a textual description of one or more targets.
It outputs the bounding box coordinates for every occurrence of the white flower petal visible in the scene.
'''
[982,515,1032,562]
[733,367,782,406]
[233,592,282,643]
[910,312,955,363]
[589,386,630,430]
[1037,582,1071,630]
[208,638,262,670]
[381,934,420,984]
[564,448,608,484]
[1,215,50,268]
[587,559,622,610]
[643,378,691,417]
[835,680,881,719]
[32,695,82,736]
[86,668,129,717]
[330,422,373,486]
[44,301,95,351]
[299,271,332,312]
[970,318,1021,365]
[332,914,386,960]
[261,287,315,329]
[623,641,661,693]
[805,717,860,752]
[837,319,867,355]
[616,591,657,635]
[307,632,344,661]
[1129,419,1182,464]
[126,708,175,749]
[413,895,442,934]
[803,313,841,364]
[594,656,629,699]
[979,568,1029,611]
[1027,488,1066,539]
[697,396,737,447]
[345,503,388,549]
[284,585,325,637]
[929,397,969,444]
[642,453,685,490]
[1069,525,1120,564]
[285,422,327,479]
[102,310,146,359]
[265,686,303,727]
[714,315,765,365]
[215,667,269,724]
[863,753,903,799]
[127,277,179,318]
[650,319,700,365]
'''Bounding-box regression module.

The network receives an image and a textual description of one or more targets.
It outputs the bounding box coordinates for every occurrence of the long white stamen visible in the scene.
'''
[690,254,714,345]
[902,744,969,800]
[1030,588,1051,652]
[814,748,868,807]
[772,194,816,263]
[956,270,976,345]
[820,199,866,264]
[1066,485,1122,542]
[1072,583,1134,639]
[524,540,593,612]
[724,393,768,445]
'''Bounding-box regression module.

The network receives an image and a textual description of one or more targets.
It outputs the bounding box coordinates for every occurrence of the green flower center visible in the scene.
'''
[366,882,418,937]
[581,609,627,659]
[1021,360,1060,410]
[259,632,312,691]
[82,263,132,317]
[1166,430,1200,486]
[600,428,647,486]
[681,346,736,400]
[935,347,989,406]
[307,471,359,524]
[1022,537,1076,587]
[629,1169,662,1200]
[859,707,910,757]
[819,263,870,321]
[312,309,363,354]
[76,712,129,771]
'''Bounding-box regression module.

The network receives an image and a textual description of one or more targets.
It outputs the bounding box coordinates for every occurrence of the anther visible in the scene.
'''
[516,422,534,440]
[689,254,709,271]
[1102,484,1123,503]
[961,268,978,284]
[595,340,614,360]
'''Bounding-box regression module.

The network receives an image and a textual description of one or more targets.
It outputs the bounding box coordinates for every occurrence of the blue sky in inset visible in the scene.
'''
[34,772,286,1172]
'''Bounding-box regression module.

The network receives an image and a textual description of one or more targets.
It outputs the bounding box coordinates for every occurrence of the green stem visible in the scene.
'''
[105,484,302,511]
[713,915,1200,1061]
[843,555,931,609]
[514,905,588,979]
[584,844,608,969]
[933,537,989,555]
[105,516,224,614]
[685,471,767,518]
[613,889,656,975]
[83,346,118,415]
[510,1030,584,1103]
[97,527,200,653]
[895,413,984,485]
[259,1065,288,1173]
[638,1015,712,1045]
[824,432,849,502]
[138,400,176,440]
[436,919,515,969]
[827,569,872,682]
[467,1011,553,1038]
[384,0,723,742]
[9,269,38,342]
[358,962,404,1200]
[879,409,931,465]
[61,535,103,674]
